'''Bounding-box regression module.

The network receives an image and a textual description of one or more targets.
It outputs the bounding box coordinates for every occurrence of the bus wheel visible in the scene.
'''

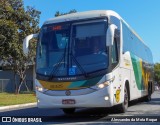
[62,108,75,114]
[118,85,129,113]
[144,82,152,102]
[144,94,151,102]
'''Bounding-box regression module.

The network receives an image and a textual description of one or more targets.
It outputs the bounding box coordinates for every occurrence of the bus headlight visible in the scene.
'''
[35,79,47,93]
[90,76,115,90]
[97,76,115,89]
[35,85,44,92]
[98,81,110,89]
[98,84,105,89]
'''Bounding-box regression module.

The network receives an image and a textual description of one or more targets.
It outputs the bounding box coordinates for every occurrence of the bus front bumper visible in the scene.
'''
[36,88,113,108]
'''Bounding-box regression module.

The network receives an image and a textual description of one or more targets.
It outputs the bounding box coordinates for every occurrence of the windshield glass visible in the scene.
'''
[36,20,109,77]
[36,23,70,76]
[71,22,108,74]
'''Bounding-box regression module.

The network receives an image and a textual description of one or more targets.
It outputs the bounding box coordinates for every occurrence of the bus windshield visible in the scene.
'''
[36,20,108,78]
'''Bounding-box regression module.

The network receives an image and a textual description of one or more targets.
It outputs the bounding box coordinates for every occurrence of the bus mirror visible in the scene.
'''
[106,24,117,46]
[23,33,38,56]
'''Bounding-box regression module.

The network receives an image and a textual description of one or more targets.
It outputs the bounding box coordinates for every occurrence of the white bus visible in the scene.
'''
[23,10,154,114]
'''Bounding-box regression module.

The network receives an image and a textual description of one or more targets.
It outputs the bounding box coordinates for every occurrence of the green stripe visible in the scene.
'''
[68,80,86,88]
[68,76,103,89]
[131,54,144,90]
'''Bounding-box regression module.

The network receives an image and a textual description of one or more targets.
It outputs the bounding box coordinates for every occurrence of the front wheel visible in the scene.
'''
[62,108,76,114]
[117,85,129,113]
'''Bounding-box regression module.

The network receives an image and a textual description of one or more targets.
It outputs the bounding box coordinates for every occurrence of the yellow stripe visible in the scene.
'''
[39,80,71,90]
[140,60,150,89]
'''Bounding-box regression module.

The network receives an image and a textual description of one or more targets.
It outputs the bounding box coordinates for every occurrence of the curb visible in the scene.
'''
[0,103,37,112]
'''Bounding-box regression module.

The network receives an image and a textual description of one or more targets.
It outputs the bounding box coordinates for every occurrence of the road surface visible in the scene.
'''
[0,91,160,124]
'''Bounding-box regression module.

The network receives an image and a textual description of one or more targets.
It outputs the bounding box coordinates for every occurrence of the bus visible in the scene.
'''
[23,10,154,114]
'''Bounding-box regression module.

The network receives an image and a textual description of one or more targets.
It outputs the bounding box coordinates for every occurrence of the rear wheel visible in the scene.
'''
[62,108,76,114]
[144,82,152,102]
[117,85,129,113]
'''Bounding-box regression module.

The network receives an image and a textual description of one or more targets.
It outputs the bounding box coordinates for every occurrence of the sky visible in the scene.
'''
[23,0,160,63]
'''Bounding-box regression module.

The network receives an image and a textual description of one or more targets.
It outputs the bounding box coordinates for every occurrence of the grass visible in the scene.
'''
[0,92,36,106]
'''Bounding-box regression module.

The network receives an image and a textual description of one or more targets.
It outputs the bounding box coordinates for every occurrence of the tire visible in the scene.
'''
[144,82,152,102]
[62,108,76,114]
[117,85,129,113]
[144,95,151,102]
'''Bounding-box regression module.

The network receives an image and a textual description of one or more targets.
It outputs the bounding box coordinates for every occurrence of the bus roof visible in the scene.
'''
[44,10,146,47]
[44,10,121,25]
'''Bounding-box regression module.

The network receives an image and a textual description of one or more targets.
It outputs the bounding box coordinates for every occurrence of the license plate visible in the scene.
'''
[62,99,76,104]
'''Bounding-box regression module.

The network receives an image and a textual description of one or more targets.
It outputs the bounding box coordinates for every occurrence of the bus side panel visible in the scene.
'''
[111,18,149,104]
[111,67,123,105]
[120,51,138,101]
[130,54,153,97]
[111,66,130,105]
[122,20,154,100]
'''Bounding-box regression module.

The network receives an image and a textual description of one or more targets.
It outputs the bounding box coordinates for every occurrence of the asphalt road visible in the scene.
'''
[0,91,160,124]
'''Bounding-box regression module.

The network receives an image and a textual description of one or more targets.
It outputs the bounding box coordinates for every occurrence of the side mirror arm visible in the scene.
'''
[106,24,117,46]
[23,33,38,56]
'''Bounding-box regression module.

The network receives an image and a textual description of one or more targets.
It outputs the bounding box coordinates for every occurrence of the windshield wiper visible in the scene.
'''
[70,52,88,78]
[48,43,68,80]
[48,43,88,80]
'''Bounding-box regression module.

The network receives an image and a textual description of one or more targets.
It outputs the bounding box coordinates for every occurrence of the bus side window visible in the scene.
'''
[111,37,119,64]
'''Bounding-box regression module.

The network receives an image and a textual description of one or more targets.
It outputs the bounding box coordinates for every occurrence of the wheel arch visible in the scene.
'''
[125,80,130,101]
[148,81,154,94]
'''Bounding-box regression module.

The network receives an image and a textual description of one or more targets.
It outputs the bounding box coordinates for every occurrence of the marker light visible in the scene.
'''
[37,99,40,103]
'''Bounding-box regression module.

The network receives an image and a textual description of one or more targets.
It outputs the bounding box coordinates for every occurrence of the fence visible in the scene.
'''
[0,79,34,93]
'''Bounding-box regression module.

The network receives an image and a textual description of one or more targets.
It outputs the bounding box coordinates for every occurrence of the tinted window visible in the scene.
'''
[122,22,153,63]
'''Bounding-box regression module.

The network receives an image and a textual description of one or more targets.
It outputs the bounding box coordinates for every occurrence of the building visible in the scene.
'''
[0,61,34,93]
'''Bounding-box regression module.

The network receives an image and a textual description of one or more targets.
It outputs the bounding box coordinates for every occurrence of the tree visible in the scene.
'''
[154,63,160,85]
[0,0,41,94]
[55,9,77,17]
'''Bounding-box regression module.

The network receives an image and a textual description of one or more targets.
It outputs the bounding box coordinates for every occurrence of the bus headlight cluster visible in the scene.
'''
[35,85,44,92]
[35,79,47,93]
[97,76,115,89]
[97,81,110,89]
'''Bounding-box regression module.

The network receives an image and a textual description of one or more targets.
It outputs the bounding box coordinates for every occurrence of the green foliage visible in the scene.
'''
[55,9,77,17]
[0,0,41,93]
[0,20,18,59]
[154,63,160,85]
